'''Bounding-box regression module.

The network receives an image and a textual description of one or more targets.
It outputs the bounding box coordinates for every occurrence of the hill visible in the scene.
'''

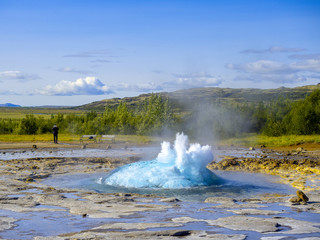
[74,84,320,112]
[0,103,21,107]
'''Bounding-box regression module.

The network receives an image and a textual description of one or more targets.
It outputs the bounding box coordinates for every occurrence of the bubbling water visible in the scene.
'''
[101,133,221,189]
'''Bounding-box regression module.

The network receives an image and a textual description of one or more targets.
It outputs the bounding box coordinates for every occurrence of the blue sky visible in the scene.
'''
[0,0,319,106]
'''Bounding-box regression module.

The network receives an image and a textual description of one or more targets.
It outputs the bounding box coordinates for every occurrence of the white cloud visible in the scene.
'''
[241,46,306,54]
[227,55,320,85]
[64,49,114,58]
[227,59,320,74]
[0,90,20,95]
[226,60,293,74]
[168,72,223,89]
[234,73,308,84]
[36,77,113,96]
[91,59,112,63]
[114,82,163,92]
[57,67,93,74]
[289,53,320,60]
[0,71,40,81]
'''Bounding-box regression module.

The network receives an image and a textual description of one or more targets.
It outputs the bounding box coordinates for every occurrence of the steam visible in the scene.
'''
[101,133,220,189]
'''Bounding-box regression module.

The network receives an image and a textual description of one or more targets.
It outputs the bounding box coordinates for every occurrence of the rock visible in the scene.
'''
[32,145,37,149]
[296,147,303,152]
[160,197,180,202]
[205,197,236,204]
[289,196,301,203]
[170,230,191,236]
[219,158,239,169]
[106,145,111,150]
[0,216,17,231]
[81,144,86,149]
[296,190,309,202]
[228,209,281,215]
[249,147,255,151]
[174,216,279,233]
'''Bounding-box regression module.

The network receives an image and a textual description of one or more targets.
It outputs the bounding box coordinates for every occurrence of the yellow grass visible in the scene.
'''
[219,134,320,147]
[1,133,319,148]
[0,133,79,143]
[0,133,157,144]
[0,107,84,119]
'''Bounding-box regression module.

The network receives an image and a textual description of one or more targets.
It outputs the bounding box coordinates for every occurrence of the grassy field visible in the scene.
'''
[0,107,84,119]
[220,134,320,147]
[0,133,79,143]
[0,133,156,144]
[1,132,319,148]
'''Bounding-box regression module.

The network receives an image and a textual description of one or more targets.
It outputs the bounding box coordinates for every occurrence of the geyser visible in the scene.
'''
[101,133,221,189]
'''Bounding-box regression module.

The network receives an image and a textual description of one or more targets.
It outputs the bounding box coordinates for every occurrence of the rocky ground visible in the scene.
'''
[0,142,319,239]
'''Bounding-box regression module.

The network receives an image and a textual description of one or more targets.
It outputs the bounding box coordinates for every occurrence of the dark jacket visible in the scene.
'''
[52,126,59,135]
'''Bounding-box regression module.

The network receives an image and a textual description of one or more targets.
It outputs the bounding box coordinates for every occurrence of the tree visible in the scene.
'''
[284,90,320,135]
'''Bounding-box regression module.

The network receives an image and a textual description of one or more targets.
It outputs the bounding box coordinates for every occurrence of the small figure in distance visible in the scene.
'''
[52,124,59,144]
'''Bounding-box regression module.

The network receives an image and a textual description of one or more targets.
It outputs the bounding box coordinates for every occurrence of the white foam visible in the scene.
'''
[102,132,220,189]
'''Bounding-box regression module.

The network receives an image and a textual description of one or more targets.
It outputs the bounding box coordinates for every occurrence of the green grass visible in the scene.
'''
[0,133,157,144]
[0,133,79,142]
[1,132,319,147]
[219,134,320,147]
[257,134,320,147]
[0,107,84,119]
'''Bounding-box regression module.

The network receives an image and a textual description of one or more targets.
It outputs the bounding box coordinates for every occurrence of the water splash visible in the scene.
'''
[101,133,221,189]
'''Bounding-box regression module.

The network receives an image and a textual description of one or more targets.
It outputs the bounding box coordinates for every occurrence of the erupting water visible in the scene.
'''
[101,133,221,189]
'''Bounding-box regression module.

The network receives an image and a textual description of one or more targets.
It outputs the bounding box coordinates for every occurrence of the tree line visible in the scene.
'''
[0,94,176,136]
[1,90,319,138]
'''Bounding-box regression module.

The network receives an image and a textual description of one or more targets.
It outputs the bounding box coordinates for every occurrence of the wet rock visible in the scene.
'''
[173,216,279,233]
[249,147,255,151]
[228,208,282,215]
[296,190,309,202]
[204,197,236,204]
[118,193,131,197]
[289,196,301,204]
[219,158,239,169]
[93,222,183,230]
[273,217,320,234]
[239,198,262,203]
[160,197,180,202]
[32,145,37,149]
[213,216,279,233]
[0,216,17,231]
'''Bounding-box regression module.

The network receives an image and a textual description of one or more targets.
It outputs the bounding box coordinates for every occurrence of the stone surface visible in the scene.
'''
[0,145,319,239]
[227,208,282,215]
[34,231,247,240]
[172,216,278,233]
[204,197,236,204]
[173,215,320,235]
[160,197,180,202]
[0,216,17,231]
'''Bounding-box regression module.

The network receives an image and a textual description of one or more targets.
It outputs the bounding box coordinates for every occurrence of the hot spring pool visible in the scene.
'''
[42,171,294,202]
[42,133,294,201]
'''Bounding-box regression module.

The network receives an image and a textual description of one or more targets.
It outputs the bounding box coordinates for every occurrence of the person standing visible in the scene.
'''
[52,125,59,144]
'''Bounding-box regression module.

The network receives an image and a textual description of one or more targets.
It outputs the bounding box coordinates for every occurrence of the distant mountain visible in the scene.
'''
[0,103,21,107]
[73,83,320,112]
